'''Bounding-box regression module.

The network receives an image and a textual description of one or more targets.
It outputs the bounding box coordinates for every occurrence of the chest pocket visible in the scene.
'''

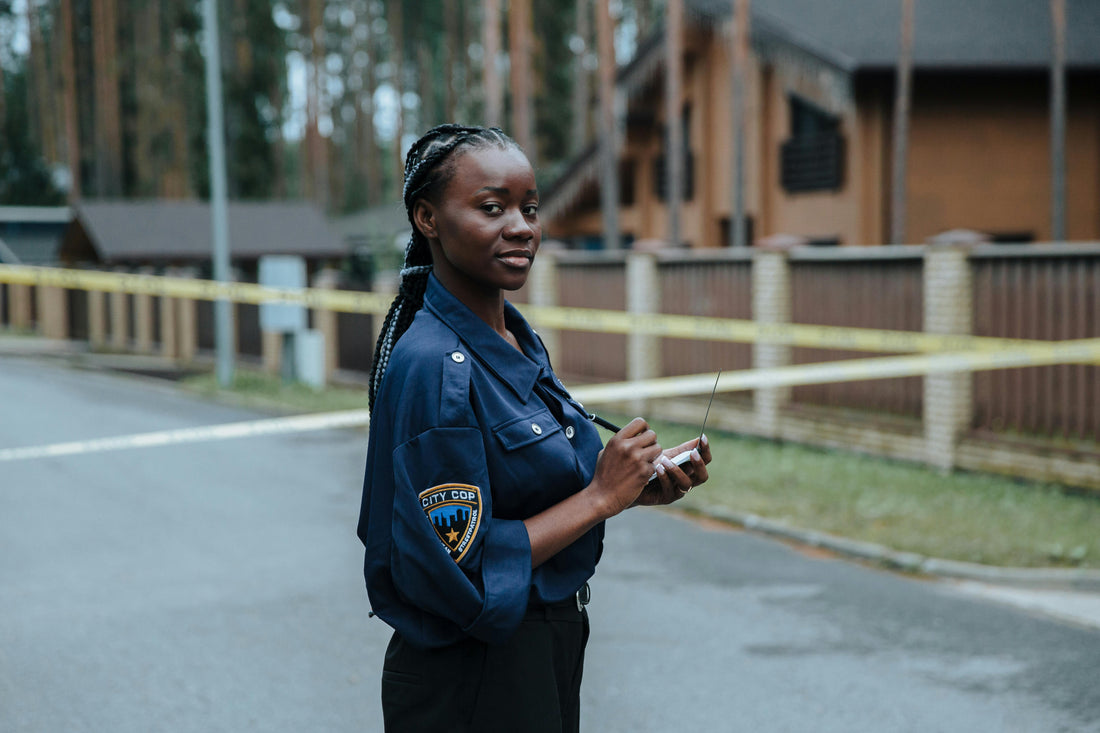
[493,408,562,451]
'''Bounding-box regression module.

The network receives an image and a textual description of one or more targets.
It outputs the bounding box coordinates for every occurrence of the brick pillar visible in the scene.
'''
[175,267,198,364]
[626,251,660,416]
[88,287,107,349]
[133,267,155,353]
[923,229,982,472]
[9,282,32,330]
[312,268,340,382]
[752,234,803,438]
[36,283,68,339]
[528,250,560,366]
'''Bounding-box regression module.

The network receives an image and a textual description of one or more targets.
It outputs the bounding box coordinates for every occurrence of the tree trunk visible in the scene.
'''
[358,3,382,204]
[306,0,330,210]
[132,0,159,196]
[389,0,405,176]
[443,0,459,122]
[91,0,124,195]
[59,0,82,199]
[595,0,620,249]
[481,0,502,127]
[507,0,533,156]
[27,0,58,163]
[163,7,192,198]
[418,41,436,129]
[570,0,591,153]
[890,0,914,244]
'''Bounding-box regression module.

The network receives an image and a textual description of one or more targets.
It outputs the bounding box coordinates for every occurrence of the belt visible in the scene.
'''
[525,582,591,621]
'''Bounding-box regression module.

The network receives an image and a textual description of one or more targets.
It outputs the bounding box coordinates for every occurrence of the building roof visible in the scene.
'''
[61,200,347,264]
[688,0,1100,73]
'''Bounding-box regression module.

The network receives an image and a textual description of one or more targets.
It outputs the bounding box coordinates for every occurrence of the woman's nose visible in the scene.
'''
[502,209,535,240]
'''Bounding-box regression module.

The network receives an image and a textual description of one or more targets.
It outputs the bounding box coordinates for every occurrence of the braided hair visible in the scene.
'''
[368,123,521,414]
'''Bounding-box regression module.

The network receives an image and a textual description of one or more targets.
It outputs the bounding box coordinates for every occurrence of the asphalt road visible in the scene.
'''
[2,355,1098,732]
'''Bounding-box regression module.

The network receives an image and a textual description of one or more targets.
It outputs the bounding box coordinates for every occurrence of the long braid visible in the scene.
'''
[368,124,520,414]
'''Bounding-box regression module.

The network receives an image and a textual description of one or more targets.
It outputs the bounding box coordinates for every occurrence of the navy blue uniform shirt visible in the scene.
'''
[358,274,605,649]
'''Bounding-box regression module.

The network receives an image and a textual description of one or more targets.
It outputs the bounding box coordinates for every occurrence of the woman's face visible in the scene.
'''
[416,145,541,299]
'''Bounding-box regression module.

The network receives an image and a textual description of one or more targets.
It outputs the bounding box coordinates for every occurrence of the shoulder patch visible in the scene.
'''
[418,483,483,561]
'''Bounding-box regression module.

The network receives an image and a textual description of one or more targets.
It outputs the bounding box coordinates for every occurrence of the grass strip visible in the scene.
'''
[181,370,1099,570]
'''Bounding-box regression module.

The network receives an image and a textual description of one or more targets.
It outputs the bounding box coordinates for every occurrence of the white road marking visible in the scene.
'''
[0,409,371,462]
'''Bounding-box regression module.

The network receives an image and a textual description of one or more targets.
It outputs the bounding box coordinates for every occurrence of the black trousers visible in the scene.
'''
[381,603,590,733]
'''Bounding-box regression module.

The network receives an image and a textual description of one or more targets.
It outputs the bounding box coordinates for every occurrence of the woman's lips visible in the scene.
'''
[496,251,533,267]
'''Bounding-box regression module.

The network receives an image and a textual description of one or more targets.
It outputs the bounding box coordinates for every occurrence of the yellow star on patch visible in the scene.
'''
[446,528,459,543]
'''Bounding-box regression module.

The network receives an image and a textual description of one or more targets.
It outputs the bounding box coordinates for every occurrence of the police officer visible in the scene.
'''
[357,124,712,733]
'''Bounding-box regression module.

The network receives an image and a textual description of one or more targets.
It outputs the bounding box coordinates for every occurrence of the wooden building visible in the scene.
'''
[542,0,1100,248]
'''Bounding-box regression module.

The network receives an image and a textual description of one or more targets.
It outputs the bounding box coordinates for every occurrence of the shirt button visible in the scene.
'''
[451,352,465,363]
[531,423,543,435]
[565,426,575,439]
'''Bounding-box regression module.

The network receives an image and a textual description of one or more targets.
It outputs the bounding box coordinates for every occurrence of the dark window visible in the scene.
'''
[619,159,636,207]
[719,216,755,248]
[989,231,1034,243]
[781,95,844,193]
[654,152,695,202]
[655,104,694,202]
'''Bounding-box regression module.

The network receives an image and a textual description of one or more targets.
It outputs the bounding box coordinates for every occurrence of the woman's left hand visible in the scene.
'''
[632,434,712,507]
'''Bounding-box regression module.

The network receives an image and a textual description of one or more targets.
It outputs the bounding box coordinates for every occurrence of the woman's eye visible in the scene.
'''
[482,203,503,214]
[523,204,539,216]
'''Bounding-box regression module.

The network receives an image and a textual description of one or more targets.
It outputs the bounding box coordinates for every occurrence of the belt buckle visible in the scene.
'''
[575,582,591,612]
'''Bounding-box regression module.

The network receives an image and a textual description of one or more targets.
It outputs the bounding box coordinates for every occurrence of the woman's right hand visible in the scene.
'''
[587,417,662,519]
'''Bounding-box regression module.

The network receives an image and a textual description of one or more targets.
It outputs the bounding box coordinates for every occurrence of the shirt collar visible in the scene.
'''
[422,274,544,401]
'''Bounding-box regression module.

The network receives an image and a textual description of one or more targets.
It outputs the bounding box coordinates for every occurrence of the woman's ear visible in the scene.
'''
[412,200,437,240]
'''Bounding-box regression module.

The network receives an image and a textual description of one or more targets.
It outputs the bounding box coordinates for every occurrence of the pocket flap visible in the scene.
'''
[494,409,561,451]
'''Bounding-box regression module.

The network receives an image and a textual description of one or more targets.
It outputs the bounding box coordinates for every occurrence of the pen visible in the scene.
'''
[588,413,623,433]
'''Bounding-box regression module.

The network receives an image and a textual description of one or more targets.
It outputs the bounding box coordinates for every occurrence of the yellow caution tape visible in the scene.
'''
[568,338,1100,405]
[0,264,1083,357]
[0,264,394,315]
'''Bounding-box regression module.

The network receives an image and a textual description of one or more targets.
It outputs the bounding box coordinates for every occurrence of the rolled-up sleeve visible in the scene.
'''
[391,426,533,644]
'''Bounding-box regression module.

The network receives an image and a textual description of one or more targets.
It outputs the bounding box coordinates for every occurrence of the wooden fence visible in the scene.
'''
[2,239,1099,489]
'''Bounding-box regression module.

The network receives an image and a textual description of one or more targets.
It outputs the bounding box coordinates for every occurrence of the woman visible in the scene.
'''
[357,124,712,732]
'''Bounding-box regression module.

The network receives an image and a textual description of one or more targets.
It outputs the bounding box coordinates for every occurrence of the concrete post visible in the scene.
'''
[175,267,198,364]
[312,268,341,382]
[9,283,32,330]
[110,268,129,350]
[88,287,107,349]
[923,229,982,472]
[752,234,803,438]
[159,268,178,360]
[133,267,155,353]
[527,250,560,367]
[36,283,68,340]
[626,251,660,416]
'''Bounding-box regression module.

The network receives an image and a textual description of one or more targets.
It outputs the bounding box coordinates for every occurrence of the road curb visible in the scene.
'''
[696,504,1100,592]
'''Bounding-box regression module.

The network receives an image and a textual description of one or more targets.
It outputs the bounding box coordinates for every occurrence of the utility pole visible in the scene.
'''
[203,0,234,387]
[1050,0,1066,242]
[666,0,683,248]
[890,0,914,244]
[730,0,750,247]
[596,0,620,249]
